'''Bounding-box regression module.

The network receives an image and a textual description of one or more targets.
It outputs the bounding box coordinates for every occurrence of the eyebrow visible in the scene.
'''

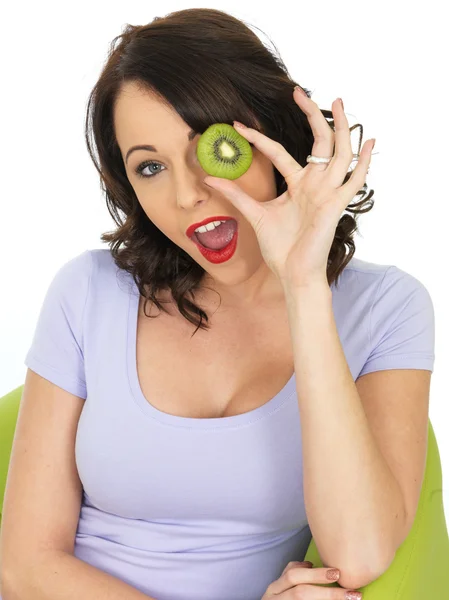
[125,129,198,165]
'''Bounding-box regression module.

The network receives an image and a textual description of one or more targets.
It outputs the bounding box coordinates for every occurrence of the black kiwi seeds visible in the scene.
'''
[196,123,253,180]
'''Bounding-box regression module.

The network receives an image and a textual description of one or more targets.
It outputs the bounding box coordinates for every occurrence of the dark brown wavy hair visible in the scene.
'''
[85,7,374,337]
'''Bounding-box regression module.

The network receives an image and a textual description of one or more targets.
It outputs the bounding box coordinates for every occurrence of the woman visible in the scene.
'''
[1,8,435,600]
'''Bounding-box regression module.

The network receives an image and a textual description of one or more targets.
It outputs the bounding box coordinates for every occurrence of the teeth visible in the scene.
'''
[194,220,226,234]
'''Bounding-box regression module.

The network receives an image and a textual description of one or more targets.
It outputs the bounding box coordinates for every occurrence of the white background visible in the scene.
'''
[1,1,448,533]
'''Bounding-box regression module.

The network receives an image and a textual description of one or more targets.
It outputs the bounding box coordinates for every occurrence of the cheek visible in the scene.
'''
[247,156,277,200]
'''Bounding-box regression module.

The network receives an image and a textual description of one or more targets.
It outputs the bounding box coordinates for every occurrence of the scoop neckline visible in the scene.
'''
[126,286,297,429]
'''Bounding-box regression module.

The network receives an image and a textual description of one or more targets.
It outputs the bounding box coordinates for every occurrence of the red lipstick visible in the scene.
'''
[191,228,238,264]
[186,215,239,264]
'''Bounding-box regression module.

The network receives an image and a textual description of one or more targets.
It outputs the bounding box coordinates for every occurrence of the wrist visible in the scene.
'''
[281,277,332,304]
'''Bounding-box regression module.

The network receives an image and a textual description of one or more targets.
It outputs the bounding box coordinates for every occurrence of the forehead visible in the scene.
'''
[114,82,172,124]
[114,82,185,145]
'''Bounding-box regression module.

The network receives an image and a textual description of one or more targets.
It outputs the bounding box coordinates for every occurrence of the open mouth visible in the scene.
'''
[191,219,238,251]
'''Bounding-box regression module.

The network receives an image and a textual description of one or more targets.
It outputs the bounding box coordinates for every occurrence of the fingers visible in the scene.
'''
[233,89,374,206]
[232,122,302,185]
[281,560,313,576]
[263,564,363,599]
[339,138,375,205]
[294,90,361,189]
[326,99,356,187]
[264,565,335,596]
[293,87,334,169]
[283,583,362,598]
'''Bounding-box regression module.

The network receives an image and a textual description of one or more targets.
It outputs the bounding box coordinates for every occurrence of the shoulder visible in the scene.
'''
[344,258,436,376]
[85,248,140,296]
[334,256,432,305]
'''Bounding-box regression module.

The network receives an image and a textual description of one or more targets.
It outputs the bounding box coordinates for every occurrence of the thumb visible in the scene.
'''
[203,176,265,230]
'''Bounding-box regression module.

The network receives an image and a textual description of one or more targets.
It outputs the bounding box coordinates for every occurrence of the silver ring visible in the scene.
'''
[306,153,361,164]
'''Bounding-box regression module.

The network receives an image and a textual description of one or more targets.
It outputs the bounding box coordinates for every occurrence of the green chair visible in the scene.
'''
[1,385,449,598]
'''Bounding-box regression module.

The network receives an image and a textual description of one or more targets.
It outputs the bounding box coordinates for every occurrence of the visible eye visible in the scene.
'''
[134,144,255,180]
[135,160,166,180]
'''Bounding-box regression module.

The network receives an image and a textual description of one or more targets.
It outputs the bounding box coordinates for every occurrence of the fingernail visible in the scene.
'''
[298,561,313,567]
[345,592,362,600]
[233,120,247,129]
[295,85,308,97]
[338,97,345,111]
[326,568,340,581]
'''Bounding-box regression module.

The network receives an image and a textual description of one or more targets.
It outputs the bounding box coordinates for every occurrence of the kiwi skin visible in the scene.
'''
[196,123,253,180]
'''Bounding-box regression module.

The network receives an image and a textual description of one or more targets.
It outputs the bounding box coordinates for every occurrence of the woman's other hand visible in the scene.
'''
[261,561,362,599]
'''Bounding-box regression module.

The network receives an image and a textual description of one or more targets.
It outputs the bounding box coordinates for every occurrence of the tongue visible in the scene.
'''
[195,220,237,250]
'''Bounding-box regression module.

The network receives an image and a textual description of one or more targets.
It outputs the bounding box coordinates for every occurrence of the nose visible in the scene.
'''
[175,165,216,210]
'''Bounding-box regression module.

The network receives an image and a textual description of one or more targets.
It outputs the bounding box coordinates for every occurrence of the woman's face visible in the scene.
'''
[113,81,282,308]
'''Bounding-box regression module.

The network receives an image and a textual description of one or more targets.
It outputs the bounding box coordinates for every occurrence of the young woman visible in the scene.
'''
[1,8,435,600]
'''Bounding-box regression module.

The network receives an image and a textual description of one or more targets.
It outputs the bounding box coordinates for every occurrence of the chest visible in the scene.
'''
[135,295,295,419]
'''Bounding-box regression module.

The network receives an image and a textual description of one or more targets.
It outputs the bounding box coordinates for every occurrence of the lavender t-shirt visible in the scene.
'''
[19,249,435,600]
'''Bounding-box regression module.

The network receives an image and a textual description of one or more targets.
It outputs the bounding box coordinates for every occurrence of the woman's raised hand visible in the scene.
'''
[261,561,362,599]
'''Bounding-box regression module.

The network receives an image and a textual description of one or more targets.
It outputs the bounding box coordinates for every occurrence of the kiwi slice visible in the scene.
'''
[196,123,253,180]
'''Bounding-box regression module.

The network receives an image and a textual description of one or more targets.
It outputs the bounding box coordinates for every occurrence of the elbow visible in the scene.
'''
[337,550,396,590]
[320,520,402,591]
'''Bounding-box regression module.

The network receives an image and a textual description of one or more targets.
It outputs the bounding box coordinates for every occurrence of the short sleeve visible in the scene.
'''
[358,265,435,377]
[24,250,92,399]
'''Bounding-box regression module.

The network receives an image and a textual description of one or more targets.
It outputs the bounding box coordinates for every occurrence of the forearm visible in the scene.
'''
[282,281,406,584]
[3,550,156,600]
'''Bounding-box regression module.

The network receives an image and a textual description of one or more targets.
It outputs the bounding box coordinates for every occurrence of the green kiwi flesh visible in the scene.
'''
[196,123,253,180]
